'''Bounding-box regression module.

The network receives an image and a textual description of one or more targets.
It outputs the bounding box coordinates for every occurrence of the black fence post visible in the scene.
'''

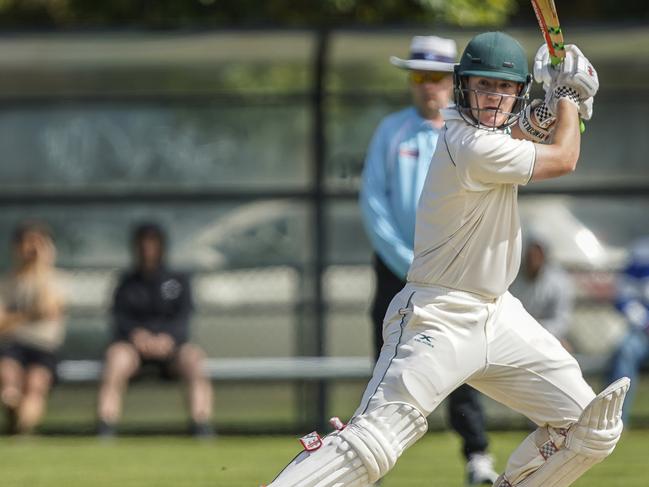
[311,27,329,432]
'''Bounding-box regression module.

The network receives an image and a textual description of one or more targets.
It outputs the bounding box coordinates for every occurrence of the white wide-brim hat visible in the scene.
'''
[390,35,457,72]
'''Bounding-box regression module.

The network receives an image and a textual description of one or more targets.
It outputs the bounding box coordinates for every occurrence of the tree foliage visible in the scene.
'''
[0,0,517,28]
[0,0,645,28]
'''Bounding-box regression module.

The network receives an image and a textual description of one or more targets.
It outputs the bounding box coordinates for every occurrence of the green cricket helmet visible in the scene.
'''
[454,31,532,129]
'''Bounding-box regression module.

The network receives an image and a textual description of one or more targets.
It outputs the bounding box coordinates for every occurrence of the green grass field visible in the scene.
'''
[0,430,646,487]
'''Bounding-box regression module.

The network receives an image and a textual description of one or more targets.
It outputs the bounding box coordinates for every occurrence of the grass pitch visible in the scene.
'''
[0,430,646,487]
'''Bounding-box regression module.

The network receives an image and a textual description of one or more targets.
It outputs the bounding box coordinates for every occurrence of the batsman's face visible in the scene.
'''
[467,76,521,127]
[410,70,453,119]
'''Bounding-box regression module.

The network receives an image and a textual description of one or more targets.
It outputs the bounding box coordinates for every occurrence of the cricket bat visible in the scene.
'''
[531,0,565,66]
[530,0,585,131]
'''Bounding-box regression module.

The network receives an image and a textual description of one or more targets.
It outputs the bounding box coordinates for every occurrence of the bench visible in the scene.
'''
[56,353,609,383]
[56,356,374,382]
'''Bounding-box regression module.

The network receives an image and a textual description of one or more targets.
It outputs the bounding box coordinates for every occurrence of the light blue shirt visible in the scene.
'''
[360,106,443,279]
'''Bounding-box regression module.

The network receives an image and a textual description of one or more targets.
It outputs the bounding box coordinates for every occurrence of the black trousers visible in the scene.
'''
[370,255,489,460]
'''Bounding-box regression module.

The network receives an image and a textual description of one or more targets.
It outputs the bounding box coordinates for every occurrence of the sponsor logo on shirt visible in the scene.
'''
[399,148,419,158]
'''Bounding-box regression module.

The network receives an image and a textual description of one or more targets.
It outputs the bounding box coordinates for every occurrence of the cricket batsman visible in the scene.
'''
[360,34,498,485]
[264,31,629,487]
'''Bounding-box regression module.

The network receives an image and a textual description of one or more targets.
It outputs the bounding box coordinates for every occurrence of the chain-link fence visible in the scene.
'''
[0,28,648,434]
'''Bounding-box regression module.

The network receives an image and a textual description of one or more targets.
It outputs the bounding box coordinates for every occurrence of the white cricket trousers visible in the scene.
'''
[354,283,595,427]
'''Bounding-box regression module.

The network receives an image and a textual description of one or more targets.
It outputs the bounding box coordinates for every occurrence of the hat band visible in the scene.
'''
[410,52,455,63]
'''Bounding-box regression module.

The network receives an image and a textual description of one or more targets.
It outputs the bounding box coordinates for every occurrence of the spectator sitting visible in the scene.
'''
[510,234,575,352]
[606,236,649,424]
[96,222,213,437]
[0,221,66,435]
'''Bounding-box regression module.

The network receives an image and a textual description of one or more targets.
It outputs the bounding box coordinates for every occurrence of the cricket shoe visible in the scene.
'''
[96,419,116,439]
[466,452,498,486]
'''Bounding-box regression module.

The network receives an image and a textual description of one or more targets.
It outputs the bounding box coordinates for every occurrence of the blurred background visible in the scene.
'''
[0,0,648,436]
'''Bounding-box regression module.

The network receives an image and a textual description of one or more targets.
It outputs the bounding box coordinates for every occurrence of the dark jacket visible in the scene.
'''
[112,268,193,346]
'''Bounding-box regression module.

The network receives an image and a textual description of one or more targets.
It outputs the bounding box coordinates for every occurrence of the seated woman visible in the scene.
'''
[0,221,66,435]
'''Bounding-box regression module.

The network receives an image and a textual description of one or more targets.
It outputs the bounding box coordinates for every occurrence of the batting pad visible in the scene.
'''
[267,402,428,486]
[495,377,630,487]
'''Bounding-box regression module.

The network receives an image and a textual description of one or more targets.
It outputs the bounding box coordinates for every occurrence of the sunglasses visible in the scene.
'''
[410,71,451,84]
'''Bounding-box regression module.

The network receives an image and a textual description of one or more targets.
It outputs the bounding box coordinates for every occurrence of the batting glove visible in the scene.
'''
[555,45,599,99]
[519,99,554,143]
[578,96,594,121]
[533,43,555,91]
[534,44,599,99]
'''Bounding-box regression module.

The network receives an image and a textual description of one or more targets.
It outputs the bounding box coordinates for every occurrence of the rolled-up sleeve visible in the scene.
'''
[455,131,536,190]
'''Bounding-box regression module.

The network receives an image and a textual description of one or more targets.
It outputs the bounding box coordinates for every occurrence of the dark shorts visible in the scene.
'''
[137,355,180,381]
[0,342,58,376]
[108,340,186,381]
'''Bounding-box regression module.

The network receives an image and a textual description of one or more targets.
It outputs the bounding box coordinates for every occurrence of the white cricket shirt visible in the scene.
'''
[407,107,536,299]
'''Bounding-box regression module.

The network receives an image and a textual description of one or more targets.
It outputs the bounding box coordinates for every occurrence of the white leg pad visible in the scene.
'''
[495,377,630,487]
[267,402,428,487]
